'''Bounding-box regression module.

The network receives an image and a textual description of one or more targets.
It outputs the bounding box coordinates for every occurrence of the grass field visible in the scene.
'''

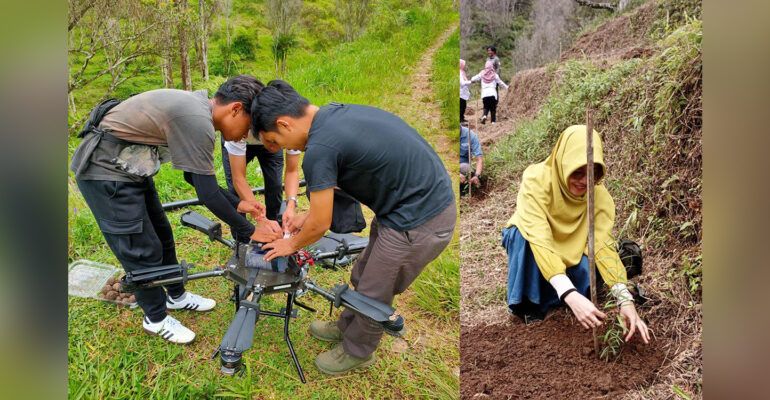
[68,1,460,398]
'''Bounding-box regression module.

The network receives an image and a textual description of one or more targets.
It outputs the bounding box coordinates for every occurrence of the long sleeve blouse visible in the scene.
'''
[530,242,634,304]
[460,73,472,100]
[471,73,508,100]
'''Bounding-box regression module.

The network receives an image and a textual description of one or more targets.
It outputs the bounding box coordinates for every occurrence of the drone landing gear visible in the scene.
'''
[216,287,317,383]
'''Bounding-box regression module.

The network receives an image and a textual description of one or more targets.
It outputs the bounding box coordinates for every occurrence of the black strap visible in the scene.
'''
[560,288,577,303]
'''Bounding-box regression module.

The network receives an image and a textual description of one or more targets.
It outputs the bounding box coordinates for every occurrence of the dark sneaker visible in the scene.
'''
[314,343,375,376]
[309,320,343,342]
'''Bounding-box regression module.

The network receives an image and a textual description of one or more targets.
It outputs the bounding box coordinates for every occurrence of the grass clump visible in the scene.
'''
[431,28,460,137]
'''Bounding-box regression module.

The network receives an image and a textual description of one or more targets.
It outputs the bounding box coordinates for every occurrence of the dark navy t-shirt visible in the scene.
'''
[302,103,454,232]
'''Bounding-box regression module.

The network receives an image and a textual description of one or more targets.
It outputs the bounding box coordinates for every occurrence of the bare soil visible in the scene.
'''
[560,1,657,63]
[460,309,669,399]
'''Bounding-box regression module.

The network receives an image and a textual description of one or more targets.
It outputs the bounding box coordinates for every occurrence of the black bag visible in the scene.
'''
[77,98,121,138]
[330,189,366,234]
[617,239,643,279]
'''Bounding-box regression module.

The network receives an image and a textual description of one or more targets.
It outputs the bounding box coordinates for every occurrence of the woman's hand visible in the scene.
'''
[564,291,607,330]
[619,303,650,344]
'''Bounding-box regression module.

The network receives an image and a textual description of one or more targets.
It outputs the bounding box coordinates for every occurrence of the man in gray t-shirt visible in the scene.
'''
[70,75,282,345]
[251,80,456,376]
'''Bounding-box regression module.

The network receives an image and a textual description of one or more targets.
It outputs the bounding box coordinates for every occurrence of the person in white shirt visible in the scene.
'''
[471,60,509,125]
[222,133,301,235]
[460,59,472,123]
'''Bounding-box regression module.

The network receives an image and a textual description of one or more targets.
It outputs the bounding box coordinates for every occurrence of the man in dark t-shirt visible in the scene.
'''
[70,75,282,345]
[251,80,457,376]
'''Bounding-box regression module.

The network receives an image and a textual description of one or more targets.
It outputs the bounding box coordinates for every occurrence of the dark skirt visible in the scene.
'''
[503,226,595,321]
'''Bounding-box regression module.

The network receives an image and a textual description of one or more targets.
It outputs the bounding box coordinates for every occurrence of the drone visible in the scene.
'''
[120,210,404,383]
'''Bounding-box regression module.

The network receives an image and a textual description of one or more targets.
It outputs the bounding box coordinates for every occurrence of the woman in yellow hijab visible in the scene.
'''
[504,125,649,343]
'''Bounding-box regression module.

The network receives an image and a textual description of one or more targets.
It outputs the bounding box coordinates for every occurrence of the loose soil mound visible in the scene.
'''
[460,310,667,399]
[498,67,555,122]
[560,1,657,62]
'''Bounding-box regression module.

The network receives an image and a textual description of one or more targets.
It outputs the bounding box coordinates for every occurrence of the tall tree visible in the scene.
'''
[265,0,302,77]
[68,0,161,133]
[196,0,221,81]
[336,0,370,42]
[178,0,192,90]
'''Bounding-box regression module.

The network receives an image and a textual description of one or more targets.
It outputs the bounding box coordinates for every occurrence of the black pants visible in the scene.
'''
[77,178,184,322]
[482,96,498,123]
[460,98,467,122]
[220,138,284,221]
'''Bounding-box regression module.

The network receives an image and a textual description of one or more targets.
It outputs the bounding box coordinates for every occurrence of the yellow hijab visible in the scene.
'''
[506,125,615,266]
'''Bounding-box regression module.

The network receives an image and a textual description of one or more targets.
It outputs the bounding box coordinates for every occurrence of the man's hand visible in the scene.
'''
[250,225,282,243]
[258,218,282,236]
[237,200,266,220]
[286,212,309,235]
[262,238,296,261]
[282,206,296,235]
[470,175,480,185]
[564,291,607,330]
[619,303,650,344]
[459,174,466,184]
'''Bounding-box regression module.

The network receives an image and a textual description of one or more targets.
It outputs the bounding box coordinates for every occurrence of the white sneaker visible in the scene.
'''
[166,292,216,312]
[481,115,487,124]
[491,121,496,125]
[143,315,196,344]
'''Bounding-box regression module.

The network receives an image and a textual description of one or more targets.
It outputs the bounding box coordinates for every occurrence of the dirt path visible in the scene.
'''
[378,22,461,377]
[402,24,458,166]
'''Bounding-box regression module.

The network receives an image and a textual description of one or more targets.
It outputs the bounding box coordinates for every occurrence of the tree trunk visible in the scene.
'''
[178,0,192,91]
[198,0,209,81]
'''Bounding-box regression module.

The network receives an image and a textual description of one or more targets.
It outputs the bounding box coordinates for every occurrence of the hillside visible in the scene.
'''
[460,0,702,398]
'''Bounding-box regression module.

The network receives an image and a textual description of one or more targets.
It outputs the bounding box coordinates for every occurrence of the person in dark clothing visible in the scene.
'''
[251,80,457,376]
[70,75,282,344]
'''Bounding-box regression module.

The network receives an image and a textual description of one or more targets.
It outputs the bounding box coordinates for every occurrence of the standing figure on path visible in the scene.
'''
[487,45,501,76]
[487,45,502,99]
[459,125,483,197]
[471,60,509,125]
[503,125,650,344]
[460,59,472,123]
[252,80,457,376]
[70,75,281,345]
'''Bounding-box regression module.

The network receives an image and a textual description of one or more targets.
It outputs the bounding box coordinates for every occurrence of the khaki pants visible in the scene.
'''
[337,201,457,358]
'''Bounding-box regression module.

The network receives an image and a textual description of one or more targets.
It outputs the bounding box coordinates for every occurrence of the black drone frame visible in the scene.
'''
[120,211,404,383]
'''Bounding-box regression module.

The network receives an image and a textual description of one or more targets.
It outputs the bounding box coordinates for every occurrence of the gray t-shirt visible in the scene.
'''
[488,55,501,75]
[302,103,454,232]
[70,89,216,181]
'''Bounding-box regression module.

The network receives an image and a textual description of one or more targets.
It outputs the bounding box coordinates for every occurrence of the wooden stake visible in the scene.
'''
[586,109,599,359]
[468,122,473,200]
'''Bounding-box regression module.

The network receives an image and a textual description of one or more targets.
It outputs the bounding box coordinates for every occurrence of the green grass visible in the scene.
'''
[431,28,460,137]
[68,1,460,398]
[69,0,457,131]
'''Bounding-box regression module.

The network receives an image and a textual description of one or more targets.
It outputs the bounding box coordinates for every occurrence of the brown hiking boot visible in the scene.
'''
[309,320,343,342]
[314,343,376,376]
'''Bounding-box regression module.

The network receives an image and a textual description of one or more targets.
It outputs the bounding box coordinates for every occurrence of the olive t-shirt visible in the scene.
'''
[70,89,216,181]
[302,103,454,232]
